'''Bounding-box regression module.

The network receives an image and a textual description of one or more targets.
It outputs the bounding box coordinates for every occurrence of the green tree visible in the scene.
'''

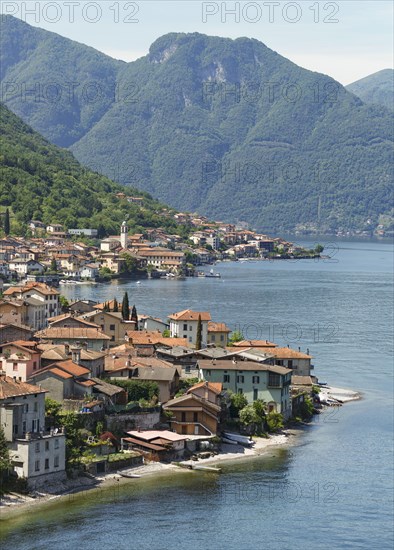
[95,421,104,437]
[4,208,10,236]
[113,298,119,312]
[195,314,202,349]
[121,292,130,320]
[120,253,138,275]
[59,295,69,312]
[50,257,58,272]
[314,244,324,254]
[45,398,62,424]
[0,425,11,486]
[162,329,170,337]
[228,330,244,345]
[239,404,260,427]
[103,301,110,312]
[131,304,138,328]
[229,392,248,417]
[266,412,284,433]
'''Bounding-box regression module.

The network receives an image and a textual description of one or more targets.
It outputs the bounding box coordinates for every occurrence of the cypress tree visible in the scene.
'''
[113,298,119,312]
[196,314,202,350]
[121,292,130,320]
[131,304,138,329]
[4,208,10,236]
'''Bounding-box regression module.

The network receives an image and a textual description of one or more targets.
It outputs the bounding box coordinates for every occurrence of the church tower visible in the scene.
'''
[120,220,128,249]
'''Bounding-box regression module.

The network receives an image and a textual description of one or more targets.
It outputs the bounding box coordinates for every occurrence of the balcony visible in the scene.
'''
[16,427,65,441]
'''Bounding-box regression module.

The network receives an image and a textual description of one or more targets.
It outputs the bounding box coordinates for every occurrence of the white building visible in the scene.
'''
[120,220,128,249]
[0,375,66,488]
[168,309,211,347]
[8,259,45,276]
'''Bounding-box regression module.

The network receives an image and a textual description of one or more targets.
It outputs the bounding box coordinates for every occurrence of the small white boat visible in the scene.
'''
[118,472,141,478]
[223,432,254,447]
[136,281,141,285]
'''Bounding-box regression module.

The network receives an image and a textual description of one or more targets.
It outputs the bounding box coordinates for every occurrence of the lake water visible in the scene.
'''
[1,239,393,549]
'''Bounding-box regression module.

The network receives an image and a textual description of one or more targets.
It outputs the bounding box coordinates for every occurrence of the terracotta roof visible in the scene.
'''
[187,381,223,394]
[45,367,73,380]
[49,314,100,329]
[208,322,231,333]
[4,283,59,296]
[35,327,111,340]
[49,359,91,377]
[164,392,221,412]
[76,379,96,387]
[267,347,313,359]
[0,375,46,399]
[169,309,211,322]
[127,430,187,442]
[291,375,314,386]
[126,331,189,348]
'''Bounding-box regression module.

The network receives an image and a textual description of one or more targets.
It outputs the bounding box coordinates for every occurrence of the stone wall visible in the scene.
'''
[105,411,161,432]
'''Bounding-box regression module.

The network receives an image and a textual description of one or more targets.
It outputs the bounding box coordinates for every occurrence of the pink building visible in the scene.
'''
[0,341,41,381]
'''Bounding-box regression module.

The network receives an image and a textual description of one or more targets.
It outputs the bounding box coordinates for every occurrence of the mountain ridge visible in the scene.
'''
[1,16,393,233]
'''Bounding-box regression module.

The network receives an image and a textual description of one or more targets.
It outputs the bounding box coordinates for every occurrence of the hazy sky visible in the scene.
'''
[2,1,393,84]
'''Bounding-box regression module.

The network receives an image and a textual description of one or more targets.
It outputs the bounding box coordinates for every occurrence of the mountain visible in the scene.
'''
[346,70,394,111]
[0,103,185,237]
[1,16,393,233]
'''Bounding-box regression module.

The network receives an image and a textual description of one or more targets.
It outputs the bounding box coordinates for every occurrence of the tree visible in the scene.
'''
[266,412,284,433]
[239,404,260,426]
[113,298,119,312]
[50,257,58,272]
[228,330,244,345]
[315,244,324,254]
[59,295,69,312]
[120,253,138,275]
[103,301,110,312]
[229,392,248,417]
[121,292,130,320]
[131,304,138,328]
[45,398,62,425]
[0,425,11,485]
[4,208,10,236]
[162,329,170,337]
[196,314,202,349]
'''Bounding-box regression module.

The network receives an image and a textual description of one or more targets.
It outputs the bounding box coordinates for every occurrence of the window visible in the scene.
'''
[22,421,26,433]
[220,335,224,342]
[45,441,50,451]
[33,361,37,370]
[45,458,49,470]
[268,373,281,387]
[287,360,293,369]
[193,412,198,422]
[34,402,38,412]
[24,404,29,413]
[253,388,259,401]
[54,456,59,468]
[54,439,59,449]
[237,375,244,384]
[237,388,243,394]
[35,460,40,472]
[205,369,211,376]
[181,412,186,422]
[35,442,40,453]
[189,326,192,331]
[13,363,18,371]
[189,337,192,343]
[183,323,188,331]
[13,424,18,435]
[211,335,216,342]
[32,419,39,432]
[223,374,230,383]
[110,324,115,331]
[252,376,260,384]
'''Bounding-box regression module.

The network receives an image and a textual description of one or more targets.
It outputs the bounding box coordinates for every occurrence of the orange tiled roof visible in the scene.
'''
[35,327,111,340]
[49,360,91,377]
[187,381,223,394]
[208,322,231,333]
[169,309,211,322]
[0,375,46,399]
[45,367,73,380]
[267,347,312,359]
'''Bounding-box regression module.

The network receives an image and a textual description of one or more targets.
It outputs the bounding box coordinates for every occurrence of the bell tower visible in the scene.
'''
[120,220,128,249]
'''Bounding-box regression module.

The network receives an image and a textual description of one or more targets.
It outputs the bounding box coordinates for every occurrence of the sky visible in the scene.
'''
[1,0,393,84]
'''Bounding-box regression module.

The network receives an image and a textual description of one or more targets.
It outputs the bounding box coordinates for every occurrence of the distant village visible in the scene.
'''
[0,204,322,284]
[0,210,326,495]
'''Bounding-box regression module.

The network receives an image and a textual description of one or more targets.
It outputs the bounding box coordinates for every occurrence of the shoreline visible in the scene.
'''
[0,429,302,521]
[0,386,360,521]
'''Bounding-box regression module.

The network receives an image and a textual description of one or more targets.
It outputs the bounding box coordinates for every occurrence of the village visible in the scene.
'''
[0,217,333,501]
[0,204,323,284]
[0,269,335,496]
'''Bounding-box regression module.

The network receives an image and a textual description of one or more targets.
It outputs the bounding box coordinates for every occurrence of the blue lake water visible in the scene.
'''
[1,239,393,549]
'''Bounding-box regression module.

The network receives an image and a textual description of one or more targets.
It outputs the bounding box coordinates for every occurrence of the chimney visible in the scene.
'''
[307,348,310,355]
[71,347,81,365]
[64,343,70,355]
[298,347,300,352]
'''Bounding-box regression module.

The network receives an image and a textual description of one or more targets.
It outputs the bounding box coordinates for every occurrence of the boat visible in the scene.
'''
[204,269,221,278]
[136,281,141,284]
[223,432,254,447]
[118,472,141,478]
